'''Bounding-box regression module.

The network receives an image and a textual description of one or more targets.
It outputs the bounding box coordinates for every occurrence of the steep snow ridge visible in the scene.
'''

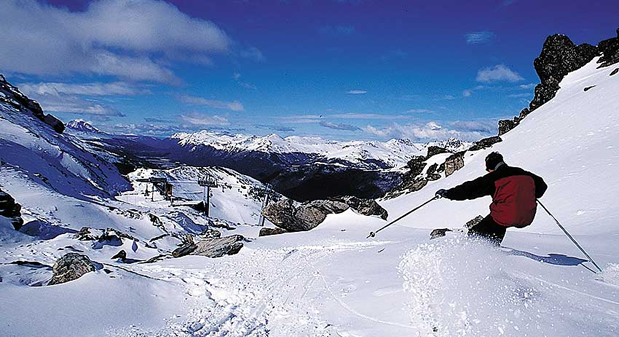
[172,130,426,168]
[380,56,619,236]
[0,101,130,199]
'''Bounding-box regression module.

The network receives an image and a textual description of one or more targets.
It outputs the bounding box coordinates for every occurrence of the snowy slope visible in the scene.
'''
[1,58,619,337]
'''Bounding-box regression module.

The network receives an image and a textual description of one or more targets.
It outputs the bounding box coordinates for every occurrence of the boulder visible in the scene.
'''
[406,155,427,177]
[468,136,502,151]
[192,235,245,258]
[425,163,441,181]
[444,153,465,177]
[611,68,619,76]
[530,35,598,111]
[262,199,349,232]
[0,190,24,230]
[335,196,388,220]
[597,28,619,67]
[426,146,449,159]
[259,227,288,237]
[43,114,65,134]
[465,215,485,230]
[48,253,95,285]
[498,118,519,136]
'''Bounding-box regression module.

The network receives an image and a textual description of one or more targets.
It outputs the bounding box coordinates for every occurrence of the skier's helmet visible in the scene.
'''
[485,152,504,171]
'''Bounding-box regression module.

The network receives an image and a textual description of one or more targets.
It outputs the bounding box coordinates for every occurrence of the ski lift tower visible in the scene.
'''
[198,175,217,217]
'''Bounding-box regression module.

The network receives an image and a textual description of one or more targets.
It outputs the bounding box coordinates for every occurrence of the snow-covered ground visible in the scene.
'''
[1,57,619,336]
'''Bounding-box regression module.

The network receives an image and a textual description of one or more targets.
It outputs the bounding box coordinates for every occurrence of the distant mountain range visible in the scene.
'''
[66,122,471,200]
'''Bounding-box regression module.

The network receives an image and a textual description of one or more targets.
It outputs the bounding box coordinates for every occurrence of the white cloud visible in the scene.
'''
[329,113,408,120]
[0,0,232,82]
[519,83,536,89]
[179,95,244,112]
[347,90,367,94]
[232,73,257,90]
[44,100,125,117]
[179,112,230,126]
[19,82,146,97]
[363,121,494,141]
[319,121,360,131]
[240,47,266,62]
[463,90,473,97]
[476,65,524,83]
[465,31,495,44]
[406,109,434,113]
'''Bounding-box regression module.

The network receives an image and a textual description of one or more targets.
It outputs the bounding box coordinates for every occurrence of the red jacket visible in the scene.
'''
[444,164,547,227]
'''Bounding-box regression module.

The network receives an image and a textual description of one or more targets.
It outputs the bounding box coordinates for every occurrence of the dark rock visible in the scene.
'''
[430,228,452,240]
[200,228,221,239]
[48,253,95,285]
[262,198,349,232]
[426,163,441,181]
[259,227,288,237]
[498,118,519,136]
[43,114,65,134]
[76,227,96,241]
[192,234,245,258]
[406,156,427,177]
[111,250,127,262]
[611,68,619,76]
[334,196,388,220]
[172,242,197,258]
[465,215,485,230]
[426,173,441,181]
[0,190,24,230]
[426,146,449,159]
[427,163,438,175]
[597,29,619,67]
[519,108,531,119]
[530,35,599,111]
[0,75,65,133]
[444,153,465,177]
[584,85,596,92]
[468,136,502,151]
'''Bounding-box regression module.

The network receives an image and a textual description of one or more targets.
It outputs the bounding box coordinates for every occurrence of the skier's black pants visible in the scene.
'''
[468,214,506,245]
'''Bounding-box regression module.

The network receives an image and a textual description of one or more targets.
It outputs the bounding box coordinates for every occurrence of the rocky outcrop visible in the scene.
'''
[262,199,349,232]
[406,156,427,177]
[444,152,465,177]
[426,146,449,158]
[530,35,598,112]
[193,235,244,257]
[498,119,518,136]
[172,234,245,258]
[0,190,24,230]
[597,28,619,67]
[48,253,95,285]
[334,196,388,220]
[468,136,502,151]
[0,75,65,133]
[259,227,288,237]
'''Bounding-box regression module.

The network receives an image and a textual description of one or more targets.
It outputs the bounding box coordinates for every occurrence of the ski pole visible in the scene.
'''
[367,196,438,238]
[537,200,603,273]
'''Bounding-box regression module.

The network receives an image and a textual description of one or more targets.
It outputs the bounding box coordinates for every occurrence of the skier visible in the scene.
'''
[435,152,547,245]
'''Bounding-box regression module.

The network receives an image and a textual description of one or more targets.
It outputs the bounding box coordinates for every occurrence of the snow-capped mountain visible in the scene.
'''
[66,119,107,135]
[172,130,429,169]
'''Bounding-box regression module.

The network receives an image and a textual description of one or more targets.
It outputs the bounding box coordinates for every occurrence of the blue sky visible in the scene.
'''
[1,0,617,141]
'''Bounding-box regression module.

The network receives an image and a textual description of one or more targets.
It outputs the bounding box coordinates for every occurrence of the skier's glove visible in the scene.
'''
[435,189,448,199]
